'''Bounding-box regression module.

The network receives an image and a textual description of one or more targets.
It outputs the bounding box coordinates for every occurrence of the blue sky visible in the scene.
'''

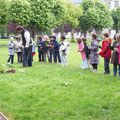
[72,0,82,3]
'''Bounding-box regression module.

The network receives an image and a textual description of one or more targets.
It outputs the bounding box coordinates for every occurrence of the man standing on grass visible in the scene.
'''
[16,26,32,67]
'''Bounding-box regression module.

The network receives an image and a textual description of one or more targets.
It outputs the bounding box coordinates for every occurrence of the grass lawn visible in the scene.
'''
[0,40,120,120]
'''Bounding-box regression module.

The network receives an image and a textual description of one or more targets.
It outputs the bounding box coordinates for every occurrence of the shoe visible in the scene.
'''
[117,75,120,78]
[6,62,10,65]
[92,69,97,72]
[81,67,85,69]
[104,72,110,74]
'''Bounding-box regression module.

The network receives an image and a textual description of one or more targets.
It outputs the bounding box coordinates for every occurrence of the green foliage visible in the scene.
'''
[28,0,57,32]
[64,2,83,28]
[0,0,9,25]
[81,0,94,12]
[79,0,113,33]
[8,0,31,25]
[111,7,120,33]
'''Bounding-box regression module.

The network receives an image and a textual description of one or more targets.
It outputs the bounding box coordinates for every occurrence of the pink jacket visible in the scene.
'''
[78,41,86,60]
[118,46,120,64]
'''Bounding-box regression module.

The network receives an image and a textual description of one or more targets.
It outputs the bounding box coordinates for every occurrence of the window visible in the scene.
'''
[108,1,111,8]
[115,1,119,8]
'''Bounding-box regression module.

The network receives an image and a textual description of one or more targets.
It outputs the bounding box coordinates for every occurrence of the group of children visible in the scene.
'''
[77,33,120,76]
[36,35,70,66]
[7,32,120,76]
[7,37,22,64]
[7,35,70,67]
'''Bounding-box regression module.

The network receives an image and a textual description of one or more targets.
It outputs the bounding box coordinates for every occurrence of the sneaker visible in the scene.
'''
[92,69,97,72]
[6,62,10,65]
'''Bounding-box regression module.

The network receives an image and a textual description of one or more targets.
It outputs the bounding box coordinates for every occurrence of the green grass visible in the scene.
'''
[0,39,120,120]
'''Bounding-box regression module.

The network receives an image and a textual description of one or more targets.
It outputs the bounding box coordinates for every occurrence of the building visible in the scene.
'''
[73,0,120,9]
[101,0,120,9]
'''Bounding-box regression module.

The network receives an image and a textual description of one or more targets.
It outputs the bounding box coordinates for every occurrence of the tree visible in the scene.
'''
[8,0,31,25]
[24,0,67,38]
[79,0,113,36]
[0,0,9,37]
[111,7,120,33]
[55,1,82,42]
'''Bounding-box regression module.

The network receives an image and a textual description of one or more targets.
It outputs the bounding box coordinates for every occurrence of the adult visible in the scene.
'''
[16,26,32,67]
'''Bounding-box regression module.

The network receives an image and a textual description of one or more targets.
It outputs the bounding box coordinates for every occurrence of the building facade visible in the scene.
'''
[101,0,120,9]
[73,0,120,9]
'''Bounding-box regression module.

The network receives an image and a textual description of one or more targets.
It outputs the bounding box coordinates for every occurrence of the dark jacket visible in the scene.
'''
[53,40,60,52]
[111,42,119,64]
[84,42,90,59]
[38,40,45,52]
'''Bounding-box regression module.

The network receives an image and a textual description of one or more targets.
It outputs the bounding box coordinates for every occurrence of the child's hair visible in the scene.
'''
[38,35,42,40]
[92,33,97,39]
[103,33,109,38]
[61,35,66,40]
[116,34,120,42]
[114,34,117,41]
[77,38,82,43]
[52,35,56,41]
[82,38,87,42]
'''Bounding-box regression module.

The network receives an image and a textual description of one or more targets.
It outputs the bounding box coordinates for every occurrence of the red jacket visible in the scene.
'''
[99,39,112,59]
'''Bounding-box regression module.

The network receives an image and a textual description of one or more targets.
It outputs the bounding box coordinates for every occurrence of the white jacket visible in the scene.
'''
[60,40,70,55]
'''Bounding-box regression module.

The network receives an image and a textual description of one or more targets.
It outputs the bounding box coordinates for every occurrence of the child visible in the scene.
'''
[7,38,15,64]
[48,36,54,63]
[99,33,112,74]
[59,36,70,66]
[43,36,50,63]
[77,38,88,69]
[32,41,36,62]
[82,38,90,68]
[111,34,120,76]
[14,37,22,63]
[37,35,44,62]
[89,34,99,72]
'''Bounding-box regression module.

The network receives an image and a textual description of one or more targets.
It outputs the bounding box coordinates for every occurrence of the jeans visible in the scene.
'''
[81,60,89,69]
[61,54,67,66]
[104,58,110,74]
[48,50,53,63]
[22,46,32,67]
[17,52,22,63]
[113,64,120,76]
[7,55,14,64]
[53,51,61,63]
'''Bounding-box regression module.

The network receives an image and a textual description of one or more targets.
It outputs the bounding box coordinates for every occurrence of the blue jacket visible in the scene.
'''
[38,40,45,52]
[53,40,60,52]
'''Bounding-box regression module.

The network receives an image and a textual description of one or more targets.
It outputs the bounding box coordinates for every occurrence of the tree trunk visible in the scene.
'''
[116,27,118,33]
[71,29,75,43]
[83,31,87,38]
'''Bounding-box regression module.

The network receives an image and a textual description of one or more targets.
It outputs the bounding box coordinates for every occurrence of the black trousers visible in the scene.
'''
[92,64,97,70]
[48,50,53,63]
[39,52,44,62]
[7,55,14,64]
